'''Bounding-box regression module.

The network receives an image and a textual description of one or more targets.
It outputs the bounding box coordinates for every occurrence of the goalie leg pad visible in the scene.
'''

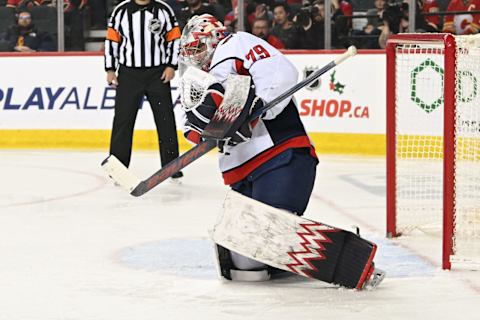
[298,230,378,289]
[213,191,382,289]
[332,232,378,289]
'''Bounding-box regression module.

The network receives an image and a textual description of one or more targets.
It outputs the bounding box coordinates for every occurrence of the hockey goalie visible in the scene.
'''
[178,14,385,290]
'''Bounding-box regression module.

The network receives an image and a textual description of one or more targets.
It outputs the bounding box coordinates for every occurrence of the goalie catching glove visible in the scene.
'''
[183,83,264,146]
[225,85,264,146]
[183,83,224,144]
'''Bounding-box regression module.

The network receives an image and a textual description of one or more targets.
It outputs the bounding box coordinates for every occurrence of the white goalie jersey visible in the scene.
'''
[208,31,297,121]
[182,32,316,185]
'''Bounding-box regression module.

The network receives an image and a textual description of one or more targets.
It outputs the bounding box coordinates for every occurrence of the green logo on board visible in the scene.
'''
[457,70,477,103]
[410,59,478,113]
[329,71,345,94]
[410,59,443,113]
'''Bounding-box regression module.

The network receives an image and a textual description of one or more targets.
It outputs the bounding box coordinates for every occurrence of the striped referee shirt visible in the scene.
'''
[104,0,181,70]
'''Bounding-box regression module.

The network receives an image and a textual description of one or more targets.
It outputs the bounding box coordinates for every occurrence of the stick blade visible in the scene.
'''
[101,155,142,193]
[130,182,148,197]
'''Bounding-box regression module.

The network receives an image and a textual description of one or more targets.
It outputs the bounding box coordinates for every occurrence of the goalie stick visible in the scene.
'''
[102,46,358,197]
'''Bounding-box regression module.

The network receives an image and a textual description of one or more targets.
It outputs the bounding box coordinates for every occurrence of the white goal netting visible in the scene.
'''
[394,35,480,265]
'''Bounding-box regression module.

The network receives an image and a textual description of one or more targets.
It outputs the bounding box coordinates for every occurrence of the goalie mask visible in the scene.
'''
[180,14,227,70]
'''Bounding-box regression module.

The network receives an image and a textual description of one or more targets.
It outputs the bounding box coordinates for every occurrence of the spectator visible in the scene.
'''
[286,0,302,6]
[64,0,87,50]
[351,0,385,49]
[292,3,324,48]
[247,2,272,28]
[380,0,440,34]
[223,10,235,30]
[228,18,238,32]
[443,0,480,35]
[229,15,253,33]
[254,2,270,21]
[377,1,410,48]
[256,0,275,9]
[365,0,385,29]
[224,1,259,32]
[208,0,226,23]
[311,0,352,48]
[251,17,284,49]
[39,0,87,50]
[3,10,55,52]
[420,0,440,31]
[311,0,324,23]
[330,0,353,47]
[165,0,183,15]
[6,0,42,10]
[210,0,232,13]
[177,0,219,29]
[271,2,305,49]
[380,1,438,35]
[88,0,108,29]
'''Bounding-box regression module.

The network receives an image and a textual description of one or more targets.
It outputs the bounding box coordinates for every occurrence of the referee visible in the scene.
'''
[105,0,183,180]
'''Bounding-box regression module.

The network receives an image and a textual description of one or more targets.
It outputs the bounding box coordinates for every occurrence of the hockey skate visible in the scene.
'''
[214,244,271,281]
[170,171,184,184]
[362,265,386,290]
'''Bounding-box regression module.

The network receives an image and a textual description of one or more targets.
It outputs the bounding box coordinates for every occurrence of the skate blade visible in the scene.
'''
[170,177,183,185]
[363,268,386,290]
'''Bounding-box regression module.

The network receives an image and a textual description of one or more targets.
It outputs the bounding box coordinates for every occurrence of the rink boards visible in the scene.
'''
[0,51,386,154]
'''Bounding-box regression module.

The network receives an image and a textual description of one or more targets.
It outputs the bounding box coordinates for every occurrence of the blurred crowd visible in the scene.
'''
[0,0,106,51]
[0,0,479,52]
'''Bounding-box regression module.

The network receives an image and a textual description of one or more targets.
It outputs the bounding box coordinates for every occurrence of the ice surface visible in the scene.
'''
[0,150,479,320]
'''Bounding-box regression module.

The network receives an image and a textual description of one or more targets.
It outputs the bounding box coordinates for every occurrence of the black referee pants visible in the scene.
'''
[110,65,179,168]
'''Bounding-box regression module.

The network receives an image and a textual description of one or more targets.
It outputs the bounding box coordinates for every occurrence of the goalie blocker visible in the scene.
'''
[212,191,385,290]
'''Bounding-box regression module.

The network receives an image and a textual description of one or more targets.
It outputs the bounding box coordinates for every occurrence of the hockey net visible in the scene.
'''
[386,33,480,269]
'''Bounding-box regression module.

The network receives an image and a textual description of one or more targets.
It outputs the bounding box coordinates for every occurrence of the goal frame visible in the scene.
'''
[386,33,456,270]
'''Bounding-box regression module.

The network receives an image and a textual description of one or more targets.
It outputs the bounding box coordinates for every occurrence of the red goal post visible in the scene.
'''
[386,33,480,270]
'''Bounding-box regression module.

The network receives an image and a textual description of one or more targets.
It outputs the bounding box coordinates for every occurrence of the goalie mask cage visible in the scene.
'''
[386,33,480,270]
